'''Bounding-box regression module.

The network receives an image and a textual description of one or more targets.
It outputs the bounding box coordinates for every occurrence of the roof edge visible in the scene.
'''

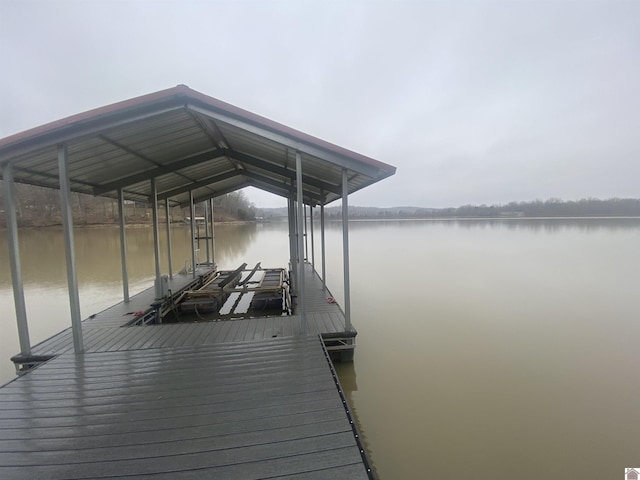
[0,85,396,177]
[0,85,191,151]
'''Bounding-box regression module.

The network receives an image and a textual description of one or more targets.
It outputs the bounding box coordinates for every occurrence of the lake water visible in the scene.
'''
[1,218,639,479]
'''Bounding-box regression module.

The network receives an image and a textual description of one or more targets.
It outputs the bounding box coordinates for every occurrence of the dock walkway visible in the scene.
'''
[0,264,369,479]
[0,336,370,479]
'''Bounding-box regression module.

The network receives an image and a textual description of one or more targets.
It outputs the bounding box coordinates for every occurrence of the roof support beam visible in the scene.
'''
[227,150,341,196]
[187,110,230,150]
[244,172,321,205]
[246,180,294,202]
[7,165,99,189]
[99,135,161,168]
[93,148,225,195]
[157,169,239,200]
[188,103,385,179]
[181,181,252,208]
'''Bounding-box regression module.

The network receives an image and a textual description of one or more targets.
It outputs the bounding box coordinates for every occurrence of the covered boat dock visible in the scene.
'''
[0,85,395,478]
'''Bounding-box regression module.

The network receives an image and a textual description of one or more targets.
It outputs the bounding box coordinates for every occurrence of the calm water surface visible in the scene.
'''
[1,219,639,479]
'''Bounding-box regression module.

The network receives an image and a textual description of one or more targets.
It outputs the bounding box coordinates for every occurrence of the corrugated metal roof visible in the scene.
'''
[0,85,395,206]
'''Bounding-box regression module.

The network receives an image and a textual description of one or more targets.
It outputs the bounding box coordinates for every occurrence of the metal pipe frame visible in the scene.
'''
[209,198,216,267]
[189,191,196,278]
[304,205,309,261]
[2,162,31,355]
[203,201,211,263]
[165,198,173,279]
[320,201,326,290]
[342,168,352,331]
[151,179,162,299]
[296,152,306,332]
[117,189,130,302]
[58,144,84,353]
[287,196,297,292]
[310,206,315,268]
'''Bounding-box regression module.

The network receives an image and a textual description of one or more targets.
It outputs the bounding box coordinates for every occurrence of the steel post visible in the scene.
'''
[209,198,216,267]
[342,168,352,331]
[117,189,130,302]
[189,191,196,278]
[204,201,211,263]
[296,152,306,332]
[2,162,31,355]
[320,201,326,290]
[58,144,84,353]
[304,205,309,261]
[165,198,173,279]
[287,196,297,291]
[310,206,315,268]
[151,179,162,299]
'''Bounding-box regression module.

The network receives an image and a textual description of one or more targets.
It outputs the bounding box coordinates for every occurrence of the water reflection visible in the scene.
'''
[339,217,640,234]
[0,224,260,288]
[334,361,381,476]
[1,218,640,479]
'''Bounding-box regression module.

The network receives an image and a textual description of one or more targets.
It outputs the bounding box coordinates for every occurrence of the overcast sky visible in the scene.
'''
[1,0,638,208]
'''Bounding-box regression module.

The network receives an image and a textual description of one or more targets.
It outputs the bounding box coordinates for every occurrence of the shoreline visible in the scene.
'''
[0,220,256,231]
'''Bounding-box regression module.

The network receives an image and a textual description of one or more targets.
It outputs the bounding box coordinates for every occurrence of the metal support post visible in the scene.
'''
[204,201,211,263]
[342,168,352,331]
[320,201,326,289]
[117,189,130,302]
[310,206,315,268]
[165,198,173,279]
[209,198,216,267]
[287,196,297,291]
[189,191,196,278]
[304,205,309,261]
[58,144,84,353]
[296,152,306,332]
[151,179,162,299]
[2,162,31,356]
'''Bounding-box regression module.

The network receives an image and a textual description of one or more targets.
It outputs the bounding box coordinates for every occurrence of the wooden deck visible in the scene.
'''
[0,263,370,479]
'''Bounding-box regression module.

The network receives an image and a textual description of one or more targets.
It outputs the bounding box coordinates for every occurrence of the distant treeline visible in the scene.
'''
[426,198,640,218]
[260,198,640,220]
[0,182,256,227]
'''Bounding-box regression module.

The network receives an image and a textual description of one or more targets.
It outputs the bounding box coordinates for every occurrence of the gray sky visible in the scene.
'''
[1,0,638,208]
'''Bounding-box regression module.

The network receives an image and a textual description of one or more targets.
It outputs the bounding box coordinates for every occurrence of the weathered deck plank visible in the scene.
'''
[0,336,369,480]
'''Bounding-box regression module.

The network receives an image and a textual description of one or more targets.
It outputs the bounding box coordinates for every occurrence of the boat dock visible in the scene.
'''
[12,264,355,361]
[0,86,396,479]
[0,264,370,479]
